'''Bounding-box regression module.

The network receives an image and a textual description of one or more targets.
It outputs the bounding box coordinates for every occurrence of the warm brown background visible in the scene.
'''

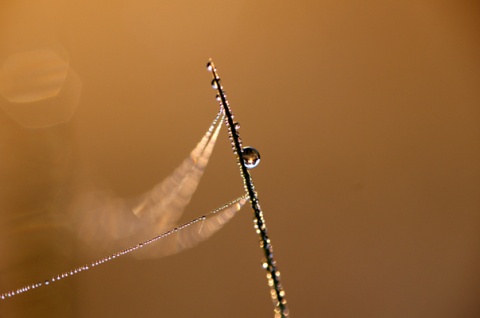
[1,1,479,317]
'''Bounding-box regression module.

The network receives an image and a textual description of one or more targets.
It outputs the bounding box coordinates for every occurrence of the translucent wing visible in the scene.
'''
[70,110,239,258]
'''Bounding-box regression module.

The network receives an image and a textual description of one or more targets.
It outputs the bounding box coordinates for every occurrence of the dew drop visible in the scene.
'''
[211,78,221,89]
[233,122,240,130]
[242,147,261,169]
[206,61,214,71]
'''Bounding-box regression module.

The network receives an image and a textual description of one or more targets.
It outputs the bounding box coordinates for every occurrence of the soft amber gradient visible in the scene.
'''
[1,1,479,317]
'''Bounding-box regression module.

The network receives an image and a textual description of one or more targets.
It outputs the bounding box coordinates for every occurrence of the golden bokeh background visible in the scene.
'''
[0,1,479,317]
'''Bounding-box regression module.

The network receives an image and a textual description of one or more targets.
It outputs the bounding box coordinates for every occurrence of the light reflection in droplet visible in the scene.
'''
[242,147,261,169]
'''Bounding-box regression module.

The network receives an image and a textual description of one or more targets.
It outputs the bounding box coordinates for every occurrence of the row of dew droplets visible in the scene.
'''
[2,215,215,299]
[0,216,193,300]
[207,61,261,169]
[0,148,247,302]
[207,60,289,318]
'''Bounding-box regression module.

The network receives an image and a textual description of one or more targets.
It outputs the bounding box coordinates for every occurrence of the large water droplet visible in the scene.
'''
[242,147,261,169]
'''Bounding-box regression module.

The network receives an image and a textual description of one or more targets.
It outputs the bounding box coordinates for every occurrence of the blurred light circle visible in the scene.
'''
[0,46,82,128]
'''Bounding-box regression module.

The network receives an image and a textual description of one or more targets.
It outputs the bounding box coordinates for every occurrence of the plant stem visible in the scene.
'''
[207,60,289,318]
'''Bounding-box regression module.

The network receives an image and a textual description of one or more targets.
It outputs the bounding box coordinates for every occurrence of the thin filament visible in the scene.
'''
[0,195,248,300]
